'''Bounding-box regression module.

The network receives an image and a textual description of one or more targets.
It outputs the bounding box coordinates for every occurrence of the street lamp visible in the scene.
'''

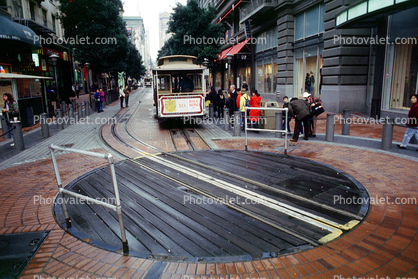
[226,53,233,88]
[85,62,90,107]
[50,54,60,109]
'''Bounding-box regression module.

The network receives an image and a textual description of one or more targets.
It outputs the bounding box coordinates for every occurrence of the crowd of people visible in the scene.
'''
[205,85,323,140]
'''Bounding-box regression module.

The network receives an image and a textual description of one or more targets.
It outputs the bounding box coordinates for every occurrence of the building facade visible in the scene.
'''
[1,0,72,125]
[159,11,171,49]
[201,0,418,118]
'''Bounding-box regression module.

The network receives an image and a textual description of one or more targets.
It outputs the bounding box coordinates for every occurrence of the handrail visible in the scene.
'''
[244,107,289,154]
[49,144,129,254]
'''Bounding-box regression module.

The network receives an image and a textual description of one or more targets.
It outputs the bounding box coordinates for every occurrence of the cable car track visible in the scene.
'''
[97,92,366,249]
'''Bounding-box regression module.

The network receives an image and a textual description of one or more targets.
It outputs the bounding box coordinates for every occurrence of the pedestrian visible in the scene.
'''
[288,96,311,142]
[230,85,237,103]
[208,86,217,115]
[119,86,125,108]
[123,85,130,107]
[239,88,250,130]
[249,89,261,130]
[99,88,105,112]
[304,92,321,137]
[397,94,418,150]
[310,71,315,96]
[94,89,101,112]
[282,96,291,133]
[2,93,19,146]
[72,84,76,97]
[225,92,236,117]
[217,90,225,118]
[75,82,80,98]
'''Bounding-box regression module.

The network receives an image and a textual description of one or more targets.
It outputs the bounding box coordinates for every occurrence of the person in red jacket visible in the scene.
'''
[398,94,418,150]
[249,89,261,130]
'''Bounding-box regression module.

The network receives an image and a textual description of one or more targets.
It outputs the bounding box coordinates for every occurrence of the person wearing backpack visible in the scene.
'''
[239,88,250,130]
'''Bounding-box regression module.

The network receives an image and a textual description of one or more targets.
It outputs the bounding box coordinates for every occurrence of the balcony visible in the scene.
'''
[14,8,55,36]
[239,0,279,24]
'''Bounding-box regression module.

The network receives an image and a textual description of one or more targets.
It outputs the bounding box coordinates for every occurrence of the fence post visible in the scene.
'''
[342,109,351,135]
[56,109,64,130]
[11,120,25,151]
[71,99,76,111]
[69,105,74,122]
[275,111,283,138]
[209,103,214,118]
[233,111,241,137]
[326,113,335,142]
[1,114,11,139]
[77,103,82,120]
[224,108,230,131]
[84,101,90,116]
[61,101,66,117]
[381,118,394,151]
[41,113,50,138]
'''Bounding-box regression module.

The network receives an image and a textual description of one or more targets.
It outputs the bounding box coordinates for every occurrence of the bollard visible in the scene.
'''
[56,109,64,130]
[209,103,214,118]
[40,113,50,138]
[11,121,25,151]
[275,111,283,138]
[77,103,82,120]
[224,108,230,131]
[326,113,335,142]
[69,105,74,121]
[71,99,76,111]
[233,111,241,137]
[1,114,11,139]
[61,101,66,117]
[342,109,351,135]
[381,118,394,151]
[84,101,90,116]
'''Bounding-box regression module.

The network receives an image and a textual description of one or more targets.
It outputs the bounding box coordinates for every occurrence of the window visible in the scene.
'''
[294,4,325,41]
[187,74,202,90]
[256,27,277,53]
[52,14,56,31]
[42,9,47,26]
[157,75,171,92]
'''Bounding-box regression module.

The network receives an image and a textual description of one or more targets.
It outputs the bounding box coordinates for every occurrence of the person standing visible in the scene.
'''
[123,85,130,107]
[94,89,101,112]
[288,96,311,142]
[305,73,311,93]
[397,94,418,150]
[282,96,291,133]
[99,88,105,112]
[119,86,125,108]
[225,92,237,116]
[2,93,19,146]
[249,89,261,130]
[75,83,80,98]
[72,84,76,98]
[239,88,250,130]
[217,89,225,118]
[304,92,321,137]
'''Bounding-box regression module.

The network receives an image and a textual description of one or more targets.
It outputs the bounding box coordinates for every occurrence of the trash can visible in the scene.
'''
[260,100,279,130]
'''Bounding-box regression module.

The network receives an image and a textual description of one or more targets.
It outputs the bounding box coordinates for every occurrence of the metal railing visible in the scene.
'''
[244,107,289,154]
[49,144,129,254]
[239,0,279,22]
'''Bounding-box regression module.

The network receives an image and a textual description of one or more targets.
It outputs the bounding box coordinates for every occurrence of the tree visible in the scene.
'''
[157,0,224,68]
[58,0,129,73]
[126,43,146,80]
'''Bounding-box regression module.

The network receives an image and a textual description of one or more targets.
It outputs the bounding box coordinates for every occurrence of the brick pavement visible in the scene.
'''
[0,89,417,278]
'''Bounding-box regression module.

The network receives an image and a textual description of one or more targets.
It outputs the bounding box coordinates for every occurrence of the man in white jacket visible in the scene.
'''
[119,86,125,108]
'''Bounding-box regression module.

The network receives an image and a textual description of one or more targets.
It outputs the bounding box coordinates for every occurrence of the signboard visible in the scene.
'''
[160,95,204,116]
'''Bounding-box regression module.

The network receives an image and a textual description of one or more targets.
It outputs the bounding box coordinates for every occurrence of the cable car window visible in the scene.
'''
[157,75,171,92]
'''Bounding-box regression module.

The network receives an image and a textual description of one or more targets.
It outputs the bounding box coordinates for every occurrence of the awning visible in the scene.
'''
[0,15,41,48]
[218,46,233,60]
[0,73,52,79]
[228,38,251,56]
[217,38,251,60]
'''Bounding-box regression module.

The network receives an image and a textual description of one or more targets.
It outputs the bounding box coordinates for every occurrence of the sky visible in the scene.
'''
[123,0,188,62]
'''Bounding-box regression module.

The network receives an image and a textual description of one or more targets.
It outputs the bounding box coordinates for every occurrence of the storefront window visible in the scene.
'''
[385,7,418,109]
[257,60,263,93]
[238,66,251,90]
[264,63,272,93]
[215,72,222,89]
[294,45,323,97]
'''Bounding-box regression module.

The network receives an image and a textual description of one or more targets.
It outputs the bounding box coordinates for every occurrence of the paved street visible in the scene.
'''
[0,88,416,278]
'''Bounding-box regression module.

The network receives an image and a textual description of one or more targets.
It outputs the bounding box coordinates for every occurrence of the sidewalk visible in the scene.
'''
[0,89,140,171]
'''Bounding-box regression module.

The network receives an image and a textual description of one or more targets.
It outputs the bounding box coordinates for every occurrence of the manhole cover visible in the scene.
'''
[0,231,49,278]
